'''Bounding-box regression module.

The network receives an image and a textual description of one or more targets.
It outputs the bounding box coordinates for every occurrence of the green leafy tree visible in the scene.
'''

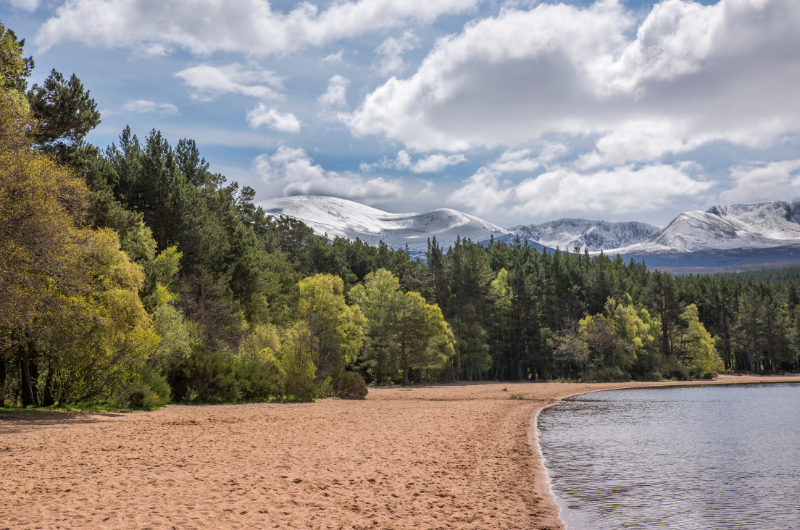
[678,304,723,378]
[0,22,34,92]
[297,273,365,380]
[27,69,101,172]
[350,269,455,385]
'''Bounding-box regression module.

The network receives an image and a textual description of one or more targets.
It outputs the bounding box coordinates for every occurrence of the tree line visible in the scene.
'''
[1,21,797,408]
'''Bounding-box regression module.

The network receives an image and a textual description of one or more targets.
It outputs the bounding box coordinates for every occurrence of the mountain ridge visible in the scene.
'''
[256,195,800,268]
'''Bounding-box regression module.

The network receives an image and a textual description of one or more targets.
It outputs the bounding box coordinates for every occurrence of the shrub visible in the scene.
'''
[331,370,368,399]
[587,366,629,382]
[276,323,318,401]
[117,365,171,409]
[168,344,237,403]
[235,356,280,401]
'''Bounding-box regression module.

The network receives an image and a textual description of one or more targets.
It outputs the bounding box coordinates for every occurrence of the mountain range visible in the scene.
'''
[256,196,800,271]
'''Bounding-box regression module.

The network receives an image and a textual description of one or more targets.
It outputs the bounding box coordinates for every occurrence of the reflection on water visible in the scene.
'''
[538,384,800,530]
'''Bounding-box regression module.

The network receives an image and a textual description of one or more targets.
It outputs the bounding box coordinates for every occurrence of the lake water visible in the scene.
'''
[537,384,800,530]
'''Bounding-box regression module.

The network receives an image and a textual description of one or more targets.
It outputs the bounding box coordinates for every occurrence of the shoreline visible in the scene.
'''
[1,375,798,529]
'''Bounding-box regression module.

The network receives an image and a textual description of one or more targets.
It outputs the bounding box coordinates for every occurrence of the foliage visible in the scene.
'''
[274,322,318,400]
[678,305,723,378]
[350,269,455,385]
[27,69,101,172]
[297,273,365,379]
[0,22,34,92]
[330,370,368,399]
[117,364,171,409]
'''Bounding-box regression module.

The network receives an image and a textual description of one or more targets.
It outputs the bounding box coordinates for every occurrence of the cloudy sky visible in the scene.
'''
[3,0,800,226]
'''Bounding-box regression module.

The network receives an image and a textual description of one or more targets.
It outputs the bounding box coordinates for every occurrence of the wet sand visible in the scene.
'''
[1,374,798,529]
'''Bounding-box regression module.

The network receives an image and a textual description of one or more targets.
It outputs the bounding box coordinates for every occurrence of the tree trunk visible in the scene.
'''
[42,364,55,407]
[401,342,409,386]
[0,357,6,407]
[29,358,39,404]
[20,356,35,407]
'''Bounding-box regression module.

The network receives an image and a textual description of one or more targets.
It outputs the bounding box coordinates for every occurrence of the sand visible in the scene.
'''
[2,374,798,530]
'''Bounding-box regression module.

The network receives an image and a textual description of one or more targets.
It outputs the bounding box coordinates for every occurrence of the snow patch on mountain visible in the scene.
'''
[256,195,512,255]
[507,218,659,252]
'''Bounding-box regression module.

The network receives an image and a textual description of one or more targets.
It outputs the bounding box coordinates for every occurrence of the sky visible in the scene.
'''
[2,0,800,228]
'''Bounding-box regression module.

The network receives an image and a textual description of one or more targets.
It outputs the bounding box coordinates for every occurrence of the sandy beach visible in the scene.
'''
[1,375,798,530]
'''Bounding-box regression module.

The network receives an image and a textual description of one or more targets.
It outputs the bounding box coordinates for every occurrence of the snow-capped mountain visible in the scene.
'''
[609,201,800,268]
[256,196,800,269]
[256,195,512,256]
[615,201,800,254]
[507,218,659,252]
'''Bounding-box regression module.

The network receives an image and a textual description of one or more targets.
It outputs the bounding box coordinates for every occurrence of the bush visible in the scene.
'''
[168,344,237,403]
[331,370,368,399]
[118,365,171,409]
[587,366,629,382]
[236,356,280,401]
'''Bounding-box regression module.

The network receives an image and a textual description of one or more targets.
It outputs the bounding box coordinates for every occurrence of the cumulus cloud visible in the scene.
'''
[374,30,420,76]
[361,150,466,173]
[246,104,301,133]
[175,63,284,101]
[449,163,714,216]
[320,50,344,66]
[121,99,179,115]
[344,0,800,165]
[318,75,350,108]
[255,147,403,201]
[720,160,800,203]
[34,0,479,55]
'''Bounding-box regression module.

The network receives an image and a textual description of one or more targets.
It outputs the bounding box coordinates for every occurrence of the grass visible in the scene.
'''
[0,402,141,414]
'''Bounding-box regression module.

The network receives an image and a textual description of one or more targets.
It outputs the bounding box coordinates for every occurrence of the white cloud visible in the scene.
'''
[246,104,301,133]
[720,160,800,203]
[5,0,39,11]
[254,146,403,201]
[448,168,512,215]
[489,149,540,173]
[450,163,714,217]
[361,150,466,173]
[318,75,350,108]
[344,0,800,166]
[320,50,344,66]
[487,143,568,173]
[409,153,466,173]
[374,30,420,76]
[175,63,284,101]
[34,0,479,55]
[121,99,179,115]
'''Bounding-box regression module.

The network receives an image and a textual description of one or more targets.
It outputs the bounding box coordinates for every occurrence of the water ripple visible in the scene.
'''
[538,384,800,530]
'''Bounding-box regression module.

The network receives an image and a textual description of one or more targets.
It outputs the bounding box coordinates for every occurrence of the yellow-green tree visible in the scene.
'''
[272,321,317,399]
[297,273,365,380]
[350,269,455,385]
[679,304,723,378]
[1,65,157,404]
[0,22,34,92]
[45,229,159,403]
[604,296,658,368]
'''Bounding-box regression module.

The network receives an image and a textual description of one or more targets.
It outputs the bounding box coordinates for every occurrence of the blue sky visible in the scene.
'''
[2,0,799,227]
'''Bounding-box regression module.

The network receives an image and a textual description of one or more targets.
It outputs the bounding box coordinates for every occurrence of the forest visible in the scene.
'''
[2,21,799,408]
